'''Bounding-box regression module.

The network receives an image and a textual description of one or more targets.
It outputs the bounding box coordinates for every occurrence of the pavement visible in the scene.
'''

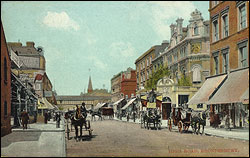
[1,118,66,157]
[114,116,249,141]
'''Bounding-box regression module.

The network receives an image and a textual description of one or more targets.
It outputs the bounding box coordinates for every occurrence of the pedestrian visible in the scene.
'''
[56,112,61,128]
[127,112,130,122]
[44,111,48,124]
[20,109,29,130]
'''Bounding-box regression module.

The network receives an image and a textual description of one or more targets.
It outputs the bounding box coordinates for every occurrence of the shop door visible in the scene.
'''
[162,103,171,120]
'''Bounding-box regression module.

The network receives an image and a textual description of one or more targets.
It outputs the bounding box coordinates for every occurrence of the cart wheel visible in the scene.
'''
[178,121,183,133]
[168,118,172,132]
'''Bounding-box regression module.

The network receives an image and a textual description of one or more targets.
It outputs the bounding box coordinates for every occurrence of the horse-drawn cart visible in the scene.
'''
[168,107,191,133]
[64,110,93,141]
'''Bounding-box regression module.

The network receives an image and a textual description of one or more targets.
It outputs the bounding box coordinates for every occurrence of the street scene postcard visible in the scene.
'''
[1,1,249,157]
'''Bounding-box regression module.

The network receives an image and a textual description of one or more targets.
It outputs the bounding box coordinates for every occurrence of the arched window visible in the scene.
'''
[4,57,7,82]
[192,65,201,83]
[194,24,198,35]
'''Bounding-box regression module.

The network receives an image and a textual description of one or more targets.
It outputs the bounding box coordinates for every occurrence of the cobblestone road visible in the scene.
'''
[66,119,249,157]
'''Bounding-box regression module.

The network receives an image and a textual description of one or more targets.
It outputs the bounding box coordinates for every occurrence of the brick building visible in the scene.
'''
[111,68,137,102]
[209,1,249,75]
[1,22,12,136]
[121,68,137,99]
[135,41,169,91]
[189,1,249,128]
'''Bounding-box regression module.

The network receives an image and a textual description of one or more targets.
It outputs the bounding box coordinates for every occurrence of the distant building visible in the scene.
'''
[135,41,169,91]
[56,94,111,111]
[1,22,12,137]
[111,68,137,102]
[7,41,51,98]
[87,76,93,93]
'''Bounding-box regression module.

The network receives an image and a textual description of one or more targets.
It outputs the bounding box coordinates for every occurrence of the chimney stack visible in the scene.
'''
[26,41,35,47]
[176,18,184,35]
[170,23,176,37]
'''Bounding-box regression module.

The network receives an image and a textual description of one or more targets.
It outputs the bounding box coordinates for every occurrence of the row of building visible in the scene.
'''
[1,22,58,137]
[110,1,249,128]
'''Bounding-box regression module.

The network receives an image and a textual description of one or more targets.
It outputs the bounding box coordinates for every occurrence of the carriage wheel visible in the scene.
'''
[178,121,183,133]
[168,118,172,132]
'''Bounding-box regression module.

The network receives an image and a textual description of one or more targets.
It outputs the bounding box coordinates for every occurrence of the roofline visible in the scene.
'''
[135,46,157,64]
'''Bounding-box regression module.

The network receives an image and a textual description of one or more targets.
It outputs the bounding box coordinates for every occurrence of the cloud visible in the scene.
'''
[43,11,80,31]
[109,42,136,58]
[149,1,196,40]
[88,56,108,70]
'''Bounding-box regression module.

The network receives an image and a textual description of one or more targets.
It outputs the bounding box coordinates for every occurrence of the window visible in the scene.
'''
[194,24,198,35]
[4,57,7,82]
[239,3,246,30]
[192,65,201,83]
[222,14,229,38]
[214,55,219,75]
[222,48,229,73]
[238,39,248,68]
[174,53,177,62]
[213,20,219,42]
[239,46,248,68]
[212,1,219,7]
[197,104,203,108]
[4,101,8,116]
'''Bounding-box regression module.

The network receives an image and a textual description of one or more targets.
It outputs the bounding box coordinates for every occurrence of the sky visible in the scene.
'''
[1,1,209,96]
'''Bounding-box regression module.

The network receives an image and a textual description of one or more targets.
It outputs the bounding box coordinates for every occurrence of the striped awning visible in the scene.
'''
[38,97,55,110]
[121,98,137,110]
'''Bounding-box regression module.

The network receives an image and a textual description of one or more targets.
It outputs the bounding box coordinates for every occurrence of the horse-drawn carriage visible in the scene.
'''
[167,106,207,134]
[168,107,192,133]
[64,107,93,141]
[140,89,162,130]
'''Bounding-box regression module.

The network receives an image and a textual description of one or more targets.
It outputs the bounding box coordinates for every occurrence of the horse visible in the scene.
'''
[191,109,209,135]
[69,111,89,141]
[88,109,102,121]
[143,112,161,130]
[101,107,114,120]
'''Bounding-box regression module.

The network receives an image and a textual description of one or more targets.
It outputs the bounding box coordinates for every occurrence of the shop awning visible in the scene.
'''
[38,97,55,110]
[113,98,124,105]
[240,87,249,104]
[141,95,147,100]
[156,95,162,101]
[207,68,249,104]
[121,98,137,110]
[188,74,227,105]
[94,103,106,110]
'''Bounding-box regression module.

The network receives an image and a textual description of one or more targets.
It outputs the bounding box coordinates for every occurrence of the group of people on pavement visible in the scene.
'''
[19,109,62,130]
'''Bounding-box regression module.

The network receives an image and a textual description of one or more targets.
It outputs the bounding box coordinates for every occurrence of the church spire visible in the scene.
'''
[88,69,93,93]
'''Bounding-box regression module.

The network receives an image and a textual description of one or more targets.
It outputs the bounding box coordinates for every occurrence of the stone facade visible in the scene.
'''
[155,9,210,110]
[111,72,122,102]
